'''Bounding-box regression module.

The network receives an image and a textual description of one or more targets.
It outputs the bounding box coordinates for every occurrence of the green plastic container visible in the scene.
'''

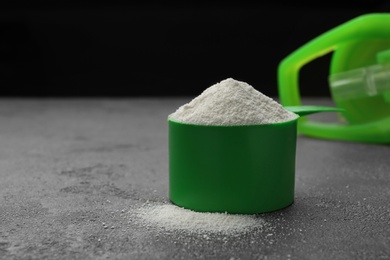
[169,119,297,214]
[278,13,390,144]
[168,105,341,214]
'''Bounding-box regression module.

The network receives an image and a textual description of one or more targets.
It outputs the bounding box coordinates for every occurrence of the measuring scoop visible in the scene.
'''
[168,105,343,214]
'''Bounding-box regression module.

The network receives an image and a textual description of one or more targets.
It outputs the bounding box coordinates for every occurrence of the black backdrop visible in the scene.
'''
[1,1,390,97]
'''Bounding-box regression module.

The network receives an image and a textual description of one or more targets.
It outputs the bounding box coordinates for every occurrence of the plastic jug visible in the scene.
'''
[278,13,390,144]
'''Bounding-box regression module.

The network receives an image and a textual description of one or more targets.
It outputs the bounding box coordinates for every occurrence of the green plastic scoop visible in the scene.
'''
[168,105,340,214]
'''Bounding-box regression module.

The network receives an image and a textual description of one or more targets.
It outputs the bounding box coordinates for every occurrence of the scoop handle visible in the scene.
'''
[284,105,345,116]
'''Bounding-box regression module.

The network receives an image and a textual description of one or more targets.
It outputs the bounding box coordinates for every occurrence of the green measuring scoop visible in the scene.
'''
[168,105,342,214]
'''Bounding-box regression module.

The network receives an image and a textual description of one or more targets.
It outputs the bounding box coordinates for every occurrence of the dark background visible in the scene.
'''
[1,1,390,98]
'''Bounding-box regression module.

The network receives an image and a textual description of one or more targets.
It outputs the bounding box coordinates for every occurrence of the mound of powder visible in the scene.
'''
[169,78,298,126]
[132,203,265,234]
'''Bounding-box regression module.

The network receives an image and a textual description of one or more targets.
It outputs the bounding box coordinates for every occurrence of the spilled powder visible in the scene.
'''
[132,203,266,234]
[169,78,298,126]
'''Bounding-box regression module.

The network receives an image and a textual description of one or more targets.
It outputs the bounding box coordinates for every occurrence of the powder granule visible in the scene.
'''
[133,203,265,234]
[169,78,298,126]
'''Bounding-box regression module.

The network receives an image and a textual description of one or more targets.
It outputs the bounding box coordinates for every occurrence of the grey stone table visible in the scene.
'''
[0,98,389,260]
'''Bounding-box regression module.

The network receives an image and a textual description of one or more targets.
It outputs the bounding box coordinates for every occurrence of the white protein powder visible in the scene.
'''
[169,78,298,126]
[132,203,266,234]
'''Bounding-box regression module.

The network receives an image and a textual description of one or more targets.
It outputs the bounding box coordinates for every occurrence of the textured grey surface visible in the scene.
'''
[0,98,389,260]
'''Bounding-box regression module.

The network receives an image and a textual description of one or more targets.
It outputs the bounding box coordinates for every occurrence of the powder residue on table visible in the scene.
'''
[131,203,266,235]
[168,78,298,126]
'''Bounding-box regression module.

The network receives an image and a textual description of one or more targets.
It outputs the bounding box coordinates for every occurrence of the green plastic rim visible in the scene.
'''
[168,118,298,214]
